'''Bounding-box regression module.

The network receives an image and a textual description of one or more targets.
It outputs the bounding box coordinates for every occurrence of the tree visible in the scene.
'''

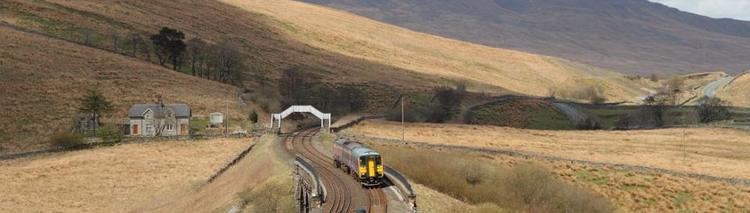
[279,67,307,107]
[249,110,258,124]
[642,95,665,127]
[112,33,120,53]
[667,77,685,105]
[698,97,731,123]
[187,38,207,76]
[78,88,113,135]
[150,27,186,70]
[649,73,659,82]
[80,28,94,47]
[430,84,467,123]
[129,34,144,57]
[216,41,244,85]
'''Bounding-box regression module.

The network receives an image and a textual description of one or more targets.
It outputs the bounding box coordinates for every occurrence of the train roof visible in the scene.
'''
[335,139,380,157]
[352,147,380,157]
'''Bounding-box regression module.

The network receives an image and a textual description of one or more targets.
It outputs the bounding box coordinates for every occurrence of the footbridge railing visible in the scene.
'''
[294,155,325,212]
[385,166,417,212]
[272,105,332,132]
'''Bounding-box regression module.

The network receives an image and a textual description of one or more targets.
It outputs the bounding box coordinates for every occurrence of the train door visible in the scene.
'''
[367,157,376,177]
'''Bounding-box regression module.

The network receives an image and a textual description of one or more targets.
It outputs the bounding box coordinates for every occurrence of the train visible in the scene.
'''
[333,138,384,187]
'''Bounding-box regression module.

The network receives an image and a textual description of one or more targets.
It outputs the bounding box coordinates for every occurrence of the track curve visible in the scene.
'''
[283,128,388,212]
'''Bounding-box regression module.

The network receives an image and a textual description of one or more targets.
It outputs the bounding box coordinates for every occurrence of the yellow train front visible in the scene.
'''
[333,139,384,187]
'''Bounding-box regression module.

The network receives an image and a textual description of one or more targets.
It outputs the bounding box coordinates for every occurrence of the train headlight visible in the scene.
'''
[377,165,384,173]
[359,167,367,175]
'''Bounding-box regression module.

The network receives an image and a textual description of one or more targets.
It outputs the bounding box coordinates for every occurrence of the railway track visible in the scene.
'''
[367,187,388,213]
[284,128,388,212]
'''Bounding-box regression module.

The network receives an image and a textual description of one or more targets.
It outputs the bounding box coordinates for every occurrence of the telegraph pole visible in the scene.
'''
[225,94,229,136]
[401,95,405,141]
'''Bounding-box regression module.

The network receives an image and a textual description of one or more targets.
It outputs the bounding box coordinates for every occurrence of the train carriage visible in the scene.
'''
[333,139,384,187]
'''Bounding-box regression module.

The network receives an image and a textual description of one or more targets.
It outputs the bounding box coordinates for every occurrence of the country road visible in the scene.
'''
[684,76,733,105]
[703,76,733,98]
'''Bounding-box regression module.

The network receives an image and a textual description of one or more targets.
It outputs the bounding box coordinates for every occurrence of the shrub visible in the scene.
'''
[430,84,467,122]
[50,132,85,148]
[697,97,730,123]
[96,124,123,143]
[386,95,434,122]
[249,110,259,123]
[240,181,295,213]
[576,117,601,130]
[375,145,615,213]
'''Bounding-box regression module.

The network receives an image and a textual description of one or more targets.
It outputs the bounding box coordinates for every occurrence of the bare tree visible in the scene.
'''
[187,38,208,76]
[112,33,120,53]
[649,73,659,82]
[216,41,244,84]
[667,77,685,105]
[81,28,93,46]
[129,34,144,57]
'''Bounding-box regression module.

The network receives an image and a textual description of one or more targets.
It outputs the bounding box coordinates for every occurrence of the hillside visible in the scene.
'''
[0,138,250,212]
[0,0,647,102]
[221,0,647,101]
[302,0,750,74]
[0,26,244,154]
[0,0,654,152]
[718,71,750,107]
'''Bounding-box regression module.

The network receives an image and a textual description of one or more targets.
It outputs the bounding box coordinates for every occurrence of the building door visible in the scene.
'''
[180,124,187,135]
[132,124,139,135]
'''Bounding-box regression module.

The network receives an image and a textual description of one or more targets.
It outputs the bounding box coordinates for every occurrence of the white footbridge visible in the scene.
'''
[271,105,332,132]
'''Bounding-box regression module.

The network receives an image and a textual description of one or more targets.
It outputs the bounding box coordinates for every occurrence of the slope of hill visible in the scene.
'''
[0,0,485,113]
[0,139,249,212]
[1,0,648,101]
[0,26,243,154]
[221,0,647,101]
[301,0,750,74]
[718,71,750,107]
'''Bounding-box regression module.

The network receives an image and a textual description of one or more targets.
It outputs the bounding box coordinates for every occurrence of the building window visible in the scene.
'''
[166,123,174,131]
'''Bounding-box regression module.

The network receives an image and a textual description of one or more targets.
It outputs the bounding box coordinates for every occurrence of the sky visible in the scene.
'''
[649,0,750,21]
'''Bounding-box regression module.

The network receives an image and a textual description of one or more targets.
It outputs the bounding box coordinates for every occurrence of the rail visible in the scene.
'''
[294,155,326,208]
[384,166,417,212]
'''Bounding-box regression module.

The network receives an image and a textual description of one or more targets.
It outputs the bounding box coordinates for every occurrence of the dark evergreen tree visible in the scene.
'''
[150,27,186,70]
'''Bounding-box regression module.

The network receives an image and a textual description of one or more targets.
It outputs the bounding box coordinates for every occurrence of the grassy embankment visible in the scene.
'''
[145,135,293,213]
[348,120,750,211]
[372,144,615,212]
[0,138,250,212]
[465,98,576,130]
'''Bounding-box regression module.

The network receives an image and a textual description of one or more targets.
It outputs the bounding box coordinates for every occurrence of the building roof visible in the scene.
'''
[128,104,191,118]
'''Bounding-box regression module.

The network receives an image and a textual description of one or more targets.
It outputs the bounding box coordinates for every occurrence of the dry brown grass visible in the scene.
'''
[372,144,614,212]
[718,71,750,107]
[413,183,478,213]
[0,138,250,212]
[0,26,244,154]
[221,0,647,101]
[368,140,750,211]
[484,150,750,212]
[349,120,750,180]
[143,135,292,213]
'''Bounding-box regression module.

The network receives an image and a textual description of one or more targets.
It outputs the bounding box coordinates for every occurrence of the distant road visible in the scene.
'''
[703,76,733,98]
[682,76,734,106]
